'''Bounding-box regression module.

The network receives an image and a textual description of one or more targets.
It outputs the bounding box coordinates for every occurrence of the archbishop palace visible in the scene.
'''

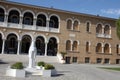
[0,0,120,64]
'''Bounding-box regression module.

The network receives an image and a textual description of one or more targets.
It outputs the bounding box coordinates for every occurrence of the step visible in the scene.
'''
[0,54,59,63]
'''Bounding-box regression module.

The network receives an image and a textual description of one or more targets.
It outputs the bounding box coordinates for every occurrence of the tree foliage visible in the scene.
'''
[116,18,120,39]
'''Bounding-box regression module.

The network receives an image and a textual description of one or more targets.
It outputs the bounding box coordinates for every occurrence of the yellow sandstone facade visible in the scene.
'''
[0,0,120,64]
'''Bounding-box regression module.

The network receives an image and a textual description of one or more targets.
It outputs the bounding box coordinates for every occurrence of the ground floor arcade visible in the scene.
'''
[0,33,58,56]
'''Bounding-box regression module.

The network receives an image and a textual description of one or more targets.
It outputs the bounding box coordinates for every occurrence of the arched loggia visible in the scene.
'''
[5,34,18,54]
[35,36,45,55]
[47,37,58,56]
[21,35,31,54]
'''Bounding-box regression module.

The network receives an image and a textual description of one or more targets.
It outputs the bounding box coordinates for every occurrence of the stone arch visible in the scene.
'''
[104,43,111,53]
[66,40,72,51]
[21,34,32,54]
[5,33,18,54]
[66,18,73,30]
[72,40,78,51]
[36,12,48,20]
[96,43,103,53]
[20,32,33,41]
[0,6,6,14]
[49,14,60,22]
[6,32,19,40]
[22,10,35,17]
[96,23,103,34]
[0,31,5,39]
[47,36,58,56]
[35,36,45,55]
[8,8,21,16]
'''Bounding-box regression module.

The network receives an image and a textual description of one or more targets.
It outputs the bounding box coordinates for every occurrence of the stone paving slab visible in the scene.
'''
[0,62,120,80]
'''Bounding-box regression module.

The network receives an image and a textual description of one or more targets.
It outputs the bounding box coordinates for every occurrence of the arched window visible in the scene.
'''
[0,8,5,22]
[104,43,110,53]
[8,10,20,23]
[72,41,78,51]
[49,16,59,28]
[23,12,33,25]
[67,19,72,29]
[104,25,110,35]
[116,44,119,54]
[96,24,102,34]
[73,20,79,31]
[66,40,71,51]
[96,43,102,53]
[86,22,90,32]
[86,42,90,52]
[36,14,46,27]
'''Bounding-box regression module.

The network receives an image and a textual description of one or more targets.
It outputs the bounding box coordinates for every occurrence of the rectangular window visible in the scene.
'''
[116,59,120,64]
[72,57,77,63]
[104,58,110,64]
[85,57,90,63]
[96,58,102,64]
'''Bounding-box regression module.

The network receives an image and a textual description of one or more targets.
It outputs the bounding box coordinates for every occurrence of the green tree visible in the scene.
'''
[116,18,120,39]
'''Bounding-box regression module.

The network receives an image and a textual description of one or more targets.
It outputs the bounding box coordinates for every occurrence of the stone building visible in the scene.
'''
[0,0,120,64]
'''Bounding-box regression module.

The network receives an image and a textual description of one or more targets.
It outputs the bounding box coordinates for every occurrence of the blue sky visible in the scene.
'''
[9,0,120,19]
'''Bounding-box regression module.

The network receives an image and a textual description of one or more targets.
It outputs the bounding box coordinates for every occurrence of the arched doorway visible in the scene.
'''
[5,34,18,54]
[35,36,45,55]
[47,37,57,56]
[21,35,31,54]
[0,34,2,53]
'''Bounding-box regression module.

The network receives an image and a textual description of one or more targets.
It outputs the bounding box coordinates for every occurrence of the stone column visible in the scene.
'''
[33,17,37,30]
[46,19,50,31]
[4,13,8,27]
[71,21,74,30]
[19,15,23,28]
[2,39,6,54]
[102,47,104,53]
[44,42,48,56]
[17,40,21,55]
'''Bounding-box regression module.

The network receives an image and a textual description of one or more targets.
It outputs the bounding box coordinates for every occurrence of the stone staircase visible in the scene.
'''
[0,54,59,63]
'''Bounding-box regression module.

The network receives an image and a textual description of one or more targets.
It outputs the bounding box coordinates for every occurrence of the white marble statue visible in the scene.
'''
[28,40,36,68]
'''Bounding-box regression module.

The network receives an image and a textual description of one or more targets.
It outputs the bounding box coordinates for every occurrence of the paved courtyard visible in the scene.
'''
[0,61,120,80]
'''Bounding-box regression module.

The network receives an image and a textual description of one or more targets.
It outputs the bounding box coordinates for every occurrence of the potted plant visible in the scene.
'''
[42,63,57,77]
[6,62,25,77]
[36,61,45,70]
[60,52,67,63]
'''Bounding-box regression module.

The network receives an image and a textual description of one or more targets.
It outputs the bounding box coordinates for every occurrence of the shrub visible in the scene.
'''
[44,64,55,70]
[11,62,24,69]
[37,61,45,67]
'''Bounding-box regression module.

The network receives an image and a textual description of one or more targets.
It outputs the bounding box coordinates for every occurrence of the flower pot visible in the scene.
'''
[6,68,25,77]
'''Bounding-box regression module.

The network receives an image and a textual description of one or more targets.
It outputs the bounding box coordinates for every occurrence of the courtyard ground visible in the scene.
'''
[0,61,120,80]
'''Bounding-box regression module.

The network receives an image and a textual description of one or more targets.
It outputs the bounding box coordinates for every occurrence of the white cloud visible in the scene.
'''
[101,9,120,15]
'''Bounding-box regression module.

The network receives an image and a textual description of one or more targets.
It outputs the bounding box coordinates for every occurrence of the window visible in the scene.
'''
[104,25,110,35]
[49,16,59,28]
[104,43,110,53]
[67,19,72,29]
[8,10,20,23]
[72,41,78,51]
[85,57,90,63]
[96,24,102,34]
[116,44,119,54]
[66,40,71,51]
[72,57,77,63]
[96,58,102,64]
[86,42,90,52]
[0,8,4,22]
[23,12,33,25]
[96,43,102,53]
[104,58,110,64]
[116,59,120,64]
[86,22,90,32]
[73,20,79,31]
[36,14,46,27]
